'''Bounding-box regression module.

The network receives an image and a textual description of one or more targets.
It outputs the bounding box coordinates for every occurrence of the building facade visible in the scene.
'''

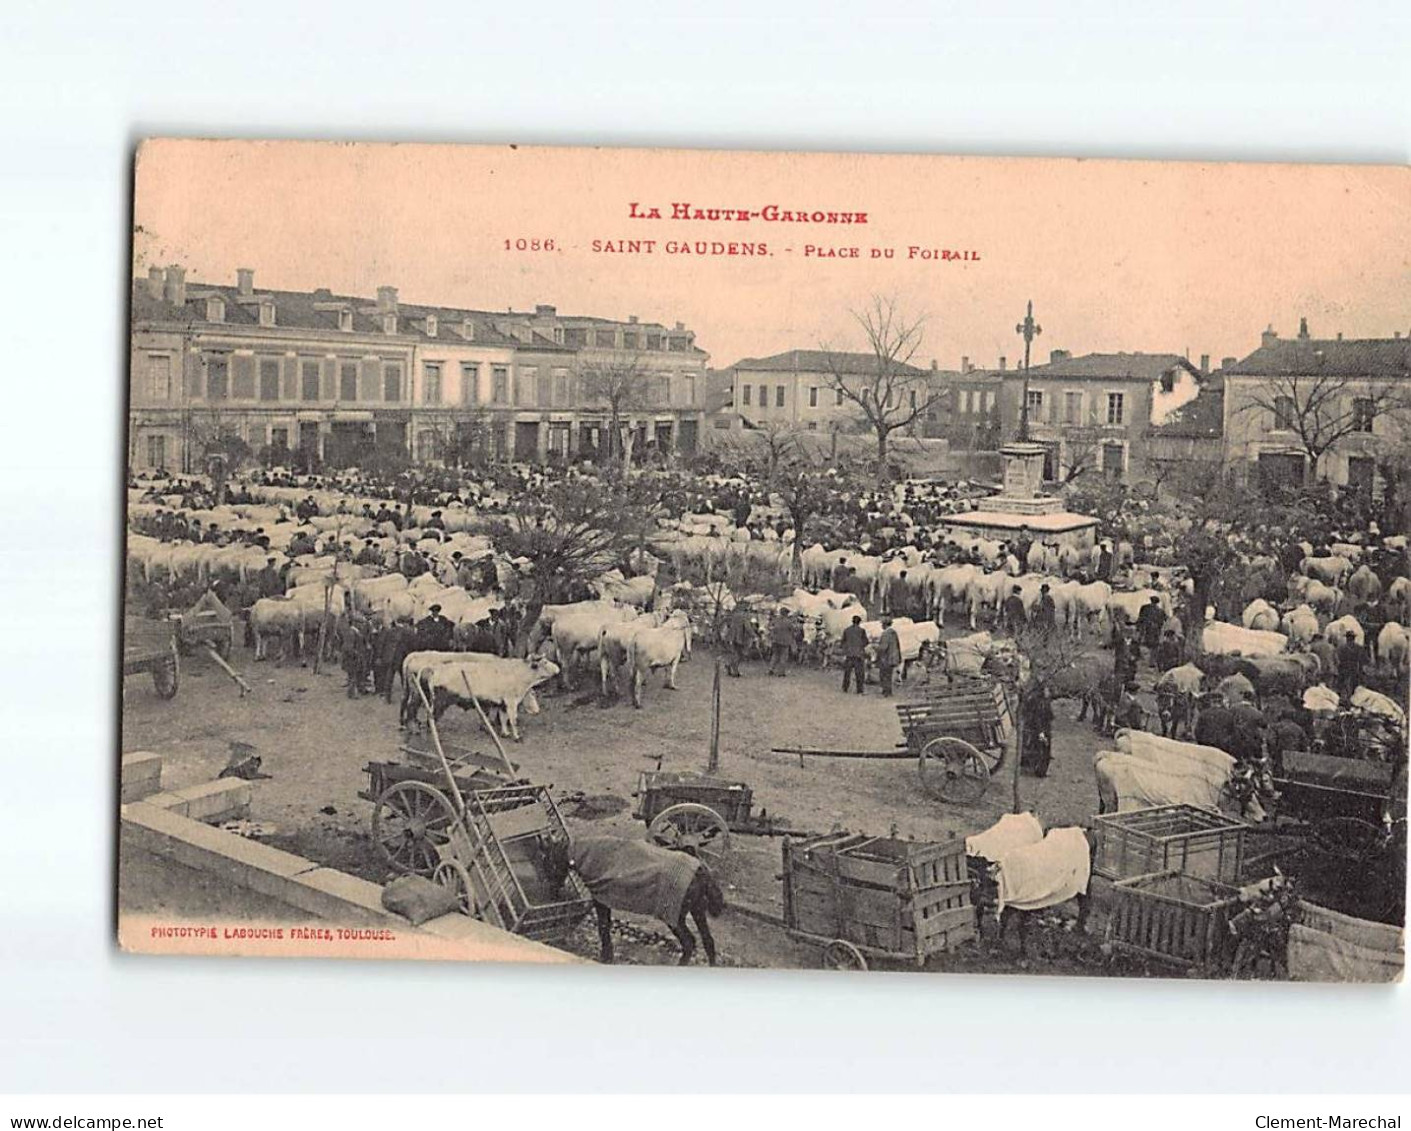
[128,268,709,472]
[999,350,1205,485]
[1222,322,1411,492]
[725,349,934,433]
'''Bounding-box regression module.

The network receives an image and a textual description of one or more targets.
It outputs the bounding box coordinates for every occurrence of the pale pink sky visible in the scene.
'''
[133,140,1410,371]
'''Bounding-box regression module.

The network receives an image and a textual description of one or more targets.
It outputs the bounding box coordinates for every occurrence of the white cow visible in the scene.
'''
[408,655,561,740]
[626,624,691,708]
[1241,598,1281,633]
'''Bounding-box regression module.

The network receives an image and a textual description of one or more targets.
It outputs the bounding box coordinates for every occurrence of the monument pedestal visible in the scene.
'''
[941,442,1099,549]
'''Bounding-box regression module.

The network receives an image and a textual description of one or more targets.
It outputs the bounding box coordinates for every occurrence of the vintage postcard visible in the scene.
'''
[120,139,1407,980]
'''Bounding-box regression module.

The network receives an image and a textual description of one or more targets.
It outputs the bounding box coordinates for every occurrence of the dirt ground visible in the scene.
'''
[121,627,1164,976]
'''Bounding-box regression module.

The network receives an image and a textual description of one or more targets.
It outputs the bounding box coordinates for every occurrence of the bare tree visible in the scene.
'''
[821,296,942,487]
[1237,371,1411,481]
[186,412,252,504]
[579,352,652,471]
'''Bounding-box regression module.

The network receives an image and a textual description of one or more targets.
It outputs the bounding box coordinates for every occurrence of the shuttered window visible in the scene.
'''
[258,359,281,401]
[232,355,256,399]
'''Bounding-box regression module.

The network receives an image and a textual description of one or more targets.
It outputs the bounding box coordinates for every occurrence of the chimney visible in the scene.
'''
[237,267,254,296]
[1199,353,1210,375]
[535,304,556,317]
[1395,331,1403,340]
[1298,316,1310,340]
[930,359,938,371]
[960,355,971,374]
[1221,357,1237,370]
[675,321,685,331]
[1336,332,1343,341]
[998,356,1007,371]
[1049,349,1071,363]
[163,265,187,306]
[376,285,399,313]
[628,315,639,324]
[1261,324,1278,348]
[145,267,164,299]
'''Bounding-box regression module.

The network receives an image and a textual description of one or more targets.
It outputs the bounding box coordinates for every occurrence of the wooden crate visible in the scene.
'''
[1093,804,1247,884]
[1107,870,1240,971]
[782,832,975,965]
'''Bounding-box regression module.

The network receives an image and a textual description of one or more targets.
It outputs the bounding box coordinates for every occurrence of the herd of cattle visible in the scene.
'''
[126,476,1409,767]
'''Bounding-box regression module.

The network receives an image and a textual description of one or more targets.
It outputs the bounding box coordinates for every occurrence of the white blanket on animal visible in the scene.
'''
[1113,729,1234,794]
[994,827,1091,914]
[1202,621,1288,657]
[1303,684,1340,713]
[1351,687,1407,726]
[966,811,1044,862]
[946,631,995,675]
[1099,753,1226,813]
[1288,903,1404,984]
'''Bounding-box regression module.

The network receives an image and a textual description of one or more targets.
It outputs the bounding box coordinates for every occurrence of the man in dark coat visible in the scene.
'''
[839,615,868,695]
[1335,635,1365,698]
[875,617,902,697]
[1136,595,1166,658]
[1154,628,1183,673]
[1095,540,1115,583]
[373,618,416,701]
[767,610,795,677]
[1013,526,1034,573]
[415,604,454,653]
[1001,585,1027,633]
[1031,583,1057,637]
[1020,684,1054,777]
[342,616,373,698]
[724,608,753,677]
[830,556,851,593]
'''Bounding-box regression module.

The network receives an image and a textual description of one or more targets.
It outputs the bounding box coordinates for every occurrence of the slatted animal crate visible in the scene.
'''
[437,785,592,945]
[1092,804,1247,884]
[1106,870,1241,972]
[782,832,976,966]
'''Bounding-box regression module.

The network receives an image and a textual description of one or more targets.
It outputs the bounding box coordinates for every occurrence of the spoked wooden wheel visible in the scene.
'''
[648,803,731,867]
[918,736,990,805]
[432,859,476,916]
[371,781,458,875]
[822,939,868,971]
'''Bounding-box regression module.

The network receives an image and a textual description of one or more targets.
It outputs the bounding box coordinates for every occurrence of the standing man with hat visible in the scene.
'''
[415,604,454,652]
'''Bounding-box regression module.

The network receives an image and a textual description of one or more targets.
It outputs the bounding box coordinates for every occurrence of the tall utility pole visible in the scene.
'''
[1015,300,1042,442]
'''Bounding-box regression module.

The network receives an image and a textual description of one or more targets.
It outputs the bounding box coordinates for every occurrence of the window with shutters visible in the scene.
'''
[622,331,639,349]
[1106,392,1124,425]
[1352,397,1375,433]
[1273,395,1296,431]
[383,363,403,402]
[206,357,229,400]
[492,367,509,404]
[659,376,672,406]
[775,385,785,408]
[554,369,570,406]
[146,434,166,468]
[984,390,996,411]
[360,359,381,401]
[741,384,752,406]
[339,363,358,401]
[1025,389,1043,416]
[1064,391,1082,424]
[301,360,321,401]
[461,363,480,404]
[758,385,768,409]
[564,328,588,348]
[809,386,818,408]
[1102,442,1125,479]
[258,358,281,401]
[535,370,551,406]
[646,333,662,350]
[232,355,256,399]
[593,329,616,348]
[146,355,172,401]
[423,363,442,405]
[684,375,696,406]
[282,359,298,401]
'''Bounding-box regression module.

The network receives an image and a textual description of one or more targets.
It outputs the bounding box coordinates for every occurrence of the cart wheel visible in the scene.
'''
[648,803,731,868]
[153,651,179,699]
[919,737,989,805]
[1310,816,1384,863]
[432,859,476,916]
[822,939,868,971]
[371,781,458,876]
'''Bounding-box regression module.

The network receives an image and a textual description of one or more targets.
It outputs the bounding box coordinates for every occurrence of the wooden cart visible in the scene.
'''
[432,784,593,945]
[631,769,799,866]
[363,742,523,876]
[782,831,976,969]
[770,674,1013,806]
[897,676,1013,804]
[1272,750,1400,862]
[177,589,236,657]
[122,617,179,700]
